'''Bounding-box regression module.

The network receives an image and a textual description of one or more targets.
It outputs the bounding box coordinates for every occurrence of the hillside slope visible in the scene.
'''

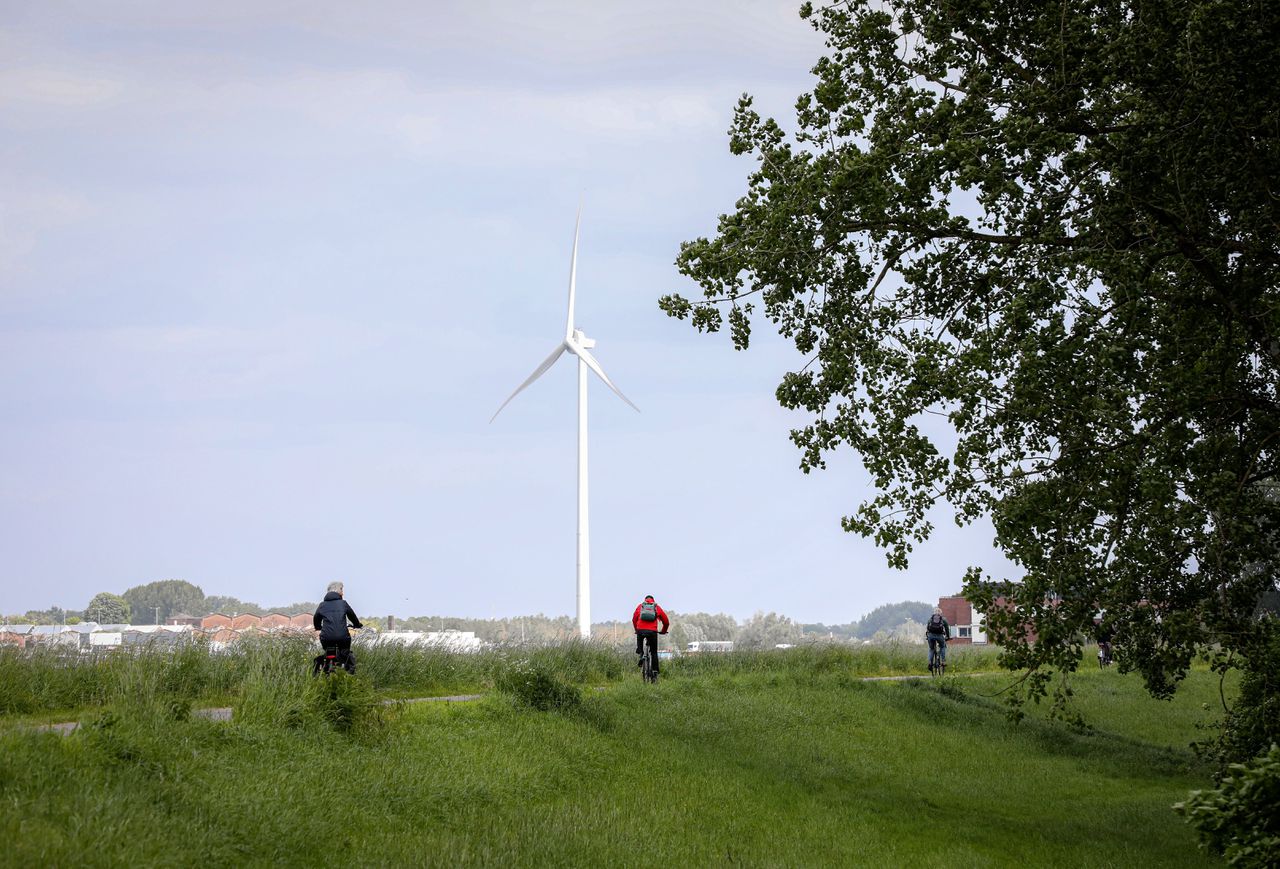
[1,664,1218,866]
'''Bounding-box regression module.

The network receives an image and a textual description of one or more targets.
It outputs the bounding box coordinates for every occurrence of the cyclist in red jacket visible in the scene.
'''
[632,595,670,674]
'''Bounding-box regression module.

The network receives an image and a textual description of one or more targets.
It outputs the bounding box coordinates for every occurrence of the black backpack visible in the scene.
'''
[928,613,945,633]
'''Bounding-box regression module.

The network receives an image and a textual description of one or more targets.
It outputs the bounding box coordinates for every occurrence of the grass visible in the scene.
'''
[0,642,1223,867]
[0,637,626,722]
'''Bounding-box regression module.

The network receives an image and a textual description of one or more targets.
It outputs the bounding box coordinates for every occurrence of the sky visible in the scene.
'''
[1,0,1019,624]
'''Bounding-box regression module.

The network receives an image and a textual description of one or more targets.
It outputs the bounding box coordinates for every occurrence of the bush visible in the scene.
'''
[1196,617,1280,769]
[495,660,583,713]
[1175,743,1280,867]
[303,670,390,734]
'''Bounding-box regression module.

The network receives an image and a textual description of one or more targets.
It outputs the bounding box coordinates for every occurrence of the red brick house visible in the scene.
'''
[291,613,313,630]
[259,612,292,631]
[937,595,988,645]
[166,613,202,627]
[230,613,262,631]
[0,629,30,648]
[209,628,239,646]
[201,613,233,631]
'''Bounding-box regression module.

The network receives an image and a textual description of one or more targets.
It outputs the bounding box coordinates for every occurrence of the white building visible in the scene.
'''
[373,629,484,653]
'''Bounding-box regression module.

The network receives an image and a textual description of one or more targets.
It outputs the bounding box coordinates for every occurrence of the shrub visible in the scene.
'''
[1195,617,1280,769]
[495,660,583,713]
[1175,743,1280,867]
[303,670,389,733]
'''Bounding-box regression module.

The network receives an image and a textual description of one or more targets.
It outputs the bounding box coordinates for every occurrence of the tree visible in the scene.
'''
[662,0,1279,755]
[21,607,79,625]
[854,601,934,639]
[85,592,130,624]
[269,601,318,616]
[202,595,263,616]
[872,619,926,645]
[122,580,206,624]
[669,612,741,649]
[737,611,803,649]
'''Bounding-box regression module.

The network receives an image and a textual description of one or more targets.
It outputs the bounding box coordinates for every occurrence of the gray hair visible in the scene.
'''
[327,581,344,594]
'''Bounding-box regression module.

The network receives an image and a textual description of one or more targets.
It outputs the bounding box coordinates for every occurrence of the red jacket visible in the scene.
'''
[632,602,669,633]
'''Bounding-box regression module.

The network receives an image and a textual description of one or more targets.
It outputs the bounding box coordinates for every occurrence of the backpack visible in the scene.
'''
[639,601,658,623]
[928,613,945,633]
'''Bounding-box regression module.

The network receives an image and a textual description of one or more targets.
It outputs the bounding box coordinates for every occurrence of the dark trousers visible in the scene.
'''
[635,630,660,673]
[313,636,355,674]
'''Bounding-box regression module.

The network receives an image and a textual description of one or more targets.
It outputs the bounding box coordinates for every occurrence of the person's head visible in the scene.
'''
[327,581,344,597]
[933,607,942,616]
[644,595,655,603]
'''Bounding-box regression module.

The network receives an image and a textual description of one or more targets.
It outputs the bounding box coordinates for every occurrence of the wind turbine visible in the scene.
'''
[490,209,638,639]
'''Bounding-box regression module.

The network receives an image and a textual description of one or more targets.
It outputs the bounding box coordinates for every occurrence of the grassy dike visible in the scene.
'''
[1,644,1221,867]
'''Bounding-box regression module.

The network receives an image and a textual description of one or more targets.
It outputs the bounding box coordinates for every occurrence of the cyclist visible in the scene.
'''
[632,595,669,676]
[925,607,950,672]
[312,581,363,674]
[1095,618,1114,667]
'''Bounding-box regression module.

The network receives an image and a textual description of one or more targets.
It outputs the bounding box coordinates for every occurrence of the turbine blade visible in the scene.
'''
[490,344,567,423]
[565,206,581,341]
[574,345,640,413]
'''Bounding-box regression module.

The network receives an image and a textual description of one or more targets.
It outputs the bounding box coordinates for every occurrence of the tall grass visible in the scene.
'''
[0,638,1005,720]
[667,640,1003,681]
[0,636,633,718]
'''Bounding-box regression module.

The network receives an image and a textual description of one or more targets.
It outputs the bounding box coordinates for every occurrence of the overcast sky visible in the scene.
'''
[1,1,1018,623]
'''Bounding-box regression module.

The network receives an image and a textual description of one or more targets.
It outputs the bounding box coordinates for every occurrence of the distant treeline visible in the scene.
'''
[5,580,938,646]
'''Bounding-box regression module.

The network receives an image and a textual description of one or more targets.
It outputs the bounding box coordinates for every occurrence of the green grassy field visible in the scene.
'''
[0,642,1223,867]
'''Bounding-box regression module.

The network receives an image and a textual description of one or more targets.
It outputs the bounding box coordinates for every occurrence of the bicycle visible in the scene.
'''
[311,629,367,676]
[927,636,947,677]
[640,643,658,684]
[1097,642,1113,669]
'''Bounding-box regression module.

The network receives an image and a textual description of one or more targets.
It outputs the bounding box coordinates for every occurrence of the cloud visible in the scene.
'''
[0,66,124,107]
[0,185,97,275]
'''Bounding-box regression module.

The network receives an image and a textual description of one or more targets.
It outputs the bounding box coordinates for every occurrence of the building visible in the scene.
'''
[374,629,484,653]
[259,612,293,631]
[230,613,262,631]
[0,625,34,648]
[201,612,316,634]
[685,640,734,654]
[27,625,85,650]
[937,596,988,645]
[208,628,240,651]
[90,632,123,650]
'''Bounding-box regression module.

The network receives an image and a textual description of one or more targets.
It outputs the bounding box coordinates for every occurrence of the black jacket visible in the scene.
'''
[925,615,950,639]
[313,591,362,643]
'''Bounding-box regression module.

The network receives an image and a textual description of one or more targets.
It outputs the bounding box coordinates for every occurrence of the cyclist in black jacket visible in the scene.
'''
[312,581,363,674]
[925,607,951,672]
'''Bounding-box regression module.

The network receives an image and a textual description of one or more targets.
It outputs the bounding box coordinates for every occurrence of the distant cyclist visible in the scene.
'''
[925,607,951,672]
[632,595,670,675]
[312,581,363,674]
[1095,618,1114,667]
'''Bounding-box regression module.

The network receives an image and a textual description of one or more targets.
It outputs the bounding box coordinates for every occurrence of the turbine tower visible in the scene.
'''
[490,209,638,639]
